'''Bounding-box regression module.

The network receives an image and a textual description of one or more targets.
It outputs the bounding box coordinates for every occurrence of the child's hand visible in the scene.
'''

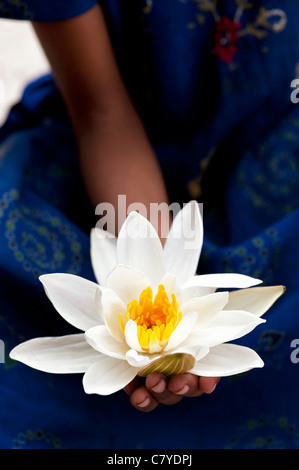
[124,373,220,412]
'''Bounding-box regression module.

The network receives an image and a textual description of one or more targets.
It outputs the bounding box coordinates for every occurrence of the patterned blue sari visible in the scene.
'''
[0,0,299,449]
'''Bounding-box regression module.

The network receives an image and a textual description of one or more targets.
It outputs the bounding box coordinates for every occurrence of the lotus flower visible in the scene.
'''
[10,201,284,395]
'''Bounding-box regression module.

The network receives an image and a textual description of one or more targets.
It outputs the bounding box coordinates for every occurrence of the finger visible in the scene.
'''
[168,373,220,397]
[199,376,220,394]
[168,373,202,397]
[129,386,160,413]
[145,372,183,406]
[124,376,144,395]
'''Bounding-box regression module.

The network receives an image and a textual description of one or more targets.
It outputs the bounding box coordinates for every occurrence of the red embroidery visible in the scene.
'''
[212,17,242,63]
[193,1,287,64]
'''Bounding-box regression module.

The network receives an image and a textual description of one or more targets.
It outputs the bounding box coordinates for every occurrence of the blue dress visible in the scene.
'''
[1,0,299,449]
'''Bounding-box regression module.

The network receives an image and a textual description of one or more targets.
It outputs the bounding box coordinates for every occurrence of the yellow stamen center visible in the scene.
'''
[119,285,182,353]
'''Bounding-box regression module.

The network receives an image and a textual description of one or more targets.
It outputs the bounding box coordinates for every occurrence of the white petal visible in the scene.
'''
[10,334,99,373]
[90,228,117,286]
[99,287,126,342]
[125,320,144,353]
[164,311,198,351]
[148,341,164,354]
[163,201,203,285]
[190,343,264,377]
[126,349,150,367]
[181,285,216,303]
[85,325,129,359]
[105,265,150,305]
[182,273,262,290]
[83,356,138,395]
[160,272,181,304]
[224,285,285,317]
[39,273,103,331]
[117,211,165,288]
[181,291,229,328]
[190,310,265,347]
[169,344,210,362]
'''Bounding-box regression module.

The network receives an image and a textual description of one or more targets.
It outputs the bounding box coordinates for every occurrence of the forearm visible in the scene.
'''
[33,5,171,239]
[78,107,171,240]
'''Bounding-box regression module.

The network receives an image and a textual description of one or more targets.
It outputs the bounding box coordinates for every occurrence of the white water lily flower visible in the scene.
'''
[10,201,285,396]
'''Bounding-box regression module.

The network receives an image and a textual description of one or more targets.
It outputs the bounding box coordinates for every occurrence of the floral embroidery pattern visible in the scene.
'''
[212,16,242,63]
[193,0,287,63]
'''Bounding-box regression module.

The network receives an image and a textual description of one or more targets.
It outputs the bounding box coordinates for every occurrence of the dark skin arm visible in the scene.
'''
[33,4,219,411]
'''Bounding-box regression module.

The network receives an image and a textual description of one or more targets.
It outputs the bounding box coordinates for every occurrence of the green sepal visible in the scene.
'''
[137,353,196,377]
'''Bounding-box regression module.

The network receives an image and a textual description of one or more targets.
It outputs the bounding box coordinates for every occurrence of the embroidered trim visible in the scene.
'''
[193,0,287,63]
[142,0,153,14]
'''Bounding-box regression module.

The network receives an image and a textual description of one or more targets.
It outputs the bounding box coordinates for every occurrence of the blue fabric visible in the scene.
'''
[0,0,97,21]
[1,0,299,449]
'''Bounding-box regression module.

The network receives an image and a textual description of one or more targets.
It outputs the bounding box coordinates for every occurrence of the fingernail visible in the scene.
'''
[151,379,166,394]
[137,396,151,408]
[175,384,190,395]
